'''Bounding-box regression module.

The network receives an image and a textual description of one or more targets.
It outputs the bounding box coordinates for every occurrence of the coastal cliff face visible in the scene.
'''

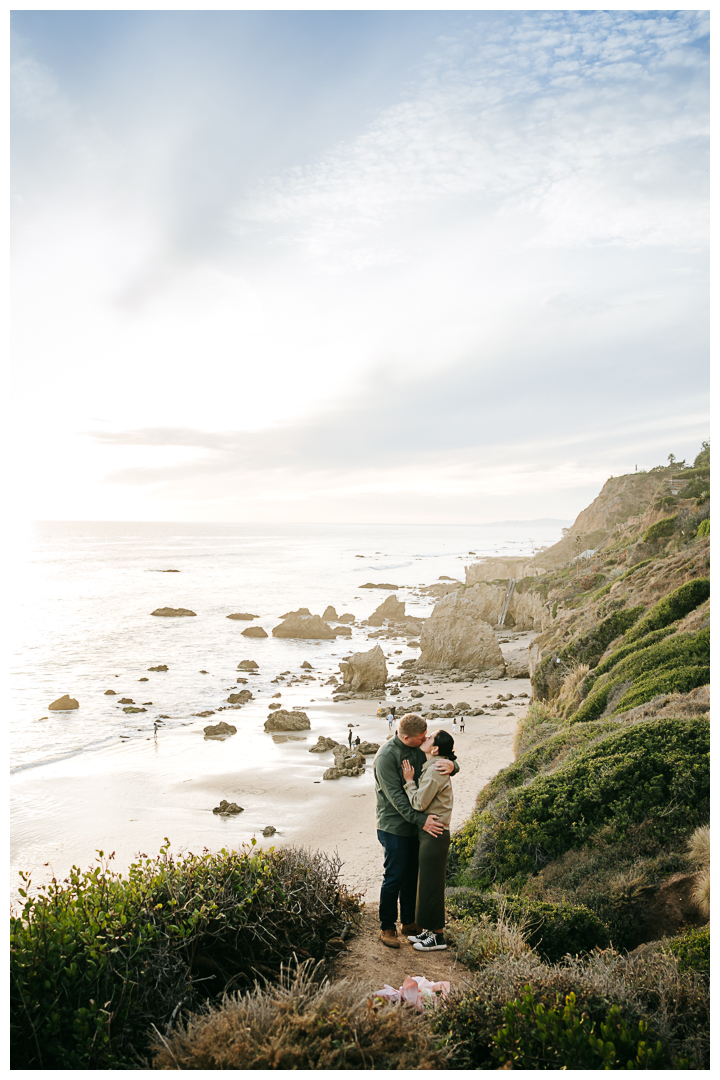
[418,586,505,674]
[448,445,710,1039]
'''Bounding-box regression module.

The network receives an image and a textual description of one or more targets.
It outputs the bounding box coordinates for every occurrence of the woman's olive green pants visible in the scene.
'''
[415,828,450,930]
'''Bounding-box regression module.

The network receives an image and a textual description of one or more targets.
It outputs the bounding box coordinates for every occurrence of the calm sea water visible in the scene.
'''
[10,521,563,774]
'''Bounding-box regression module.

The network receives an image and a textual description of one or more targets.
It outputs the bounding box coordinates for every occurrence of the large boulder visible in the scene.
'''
[505,647,531,678]
[322,606,338,621]
[264,709,311,732]
[272,613,337,639]
[49,695,79,711]
[238,660,259,671]
[334,625,352,636]
[418,586,505,675]
[338,644,387,691]
[204,721,237,736]
[332,746,366,769]
[369,595,406,626]
[356,741,380,755]
[150,607,196,616]
[241,626,268,638]
[337,613,355,624]
[227,689,253,704]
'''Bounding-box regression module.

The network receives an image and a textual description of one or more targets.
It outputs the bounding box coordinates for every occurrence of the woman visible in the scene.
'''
[400,729,455,951]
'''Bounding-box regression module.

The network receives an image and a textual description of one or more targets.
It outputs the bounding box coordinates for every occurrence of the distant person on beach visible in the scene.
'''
[452,718,457,735]
[373,713,458,950]
[401,729,456,951]
[348,729,353,749]
[388,705,396,730]
[354,735,361,748]
[460,716,465,733]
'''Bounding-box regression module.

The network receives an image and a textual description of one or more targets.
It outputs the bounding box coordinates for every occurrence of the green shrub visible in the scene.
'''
[667,927,709,976]
[572,629,709,723]
[590,625,677,682]
[491,987,667,1069]
[625,578,710,642]
[10,843,360,1070]
[642,515,678,543]
[696,518,709,538]
[532,607,644,700]
[673,466,709,480]
[469,718,709,881]
[445,892,609,962]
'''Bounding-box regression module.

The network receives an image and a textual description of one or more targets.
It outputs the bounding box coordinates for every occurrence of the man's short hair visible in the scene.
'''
[398,712,427,737]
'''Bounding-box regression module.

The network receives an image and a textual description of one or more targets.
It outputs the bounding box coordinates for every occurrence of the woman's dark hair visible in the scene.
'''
[433,729,456,761]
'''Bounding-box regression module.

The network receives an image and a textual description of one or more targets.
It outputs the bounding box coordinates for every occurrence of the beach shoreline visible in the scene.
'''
[10,664,532,907]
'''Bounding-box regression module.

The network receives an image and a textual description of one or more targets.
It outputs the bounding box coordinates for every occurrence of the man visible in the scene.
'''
[373,712,459,949]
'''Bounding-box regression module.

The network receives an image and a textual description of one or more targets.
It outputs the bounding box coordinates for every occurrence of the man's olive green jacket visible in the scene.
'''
[374,735,459,836]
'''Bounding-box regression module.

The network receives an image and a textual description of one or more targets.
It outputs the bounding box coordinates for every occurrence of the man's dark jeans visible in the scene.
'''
[377,829,419,930]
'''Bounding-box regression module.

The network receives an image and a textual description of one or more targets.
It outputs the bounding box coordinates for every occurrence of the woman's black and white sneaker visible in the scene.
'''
[412,931,446,951]
[406,931,425,943]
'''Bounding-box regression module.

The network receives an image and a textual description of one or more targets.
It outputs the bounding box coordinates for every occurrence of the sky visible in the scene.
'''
[10,6,710,524]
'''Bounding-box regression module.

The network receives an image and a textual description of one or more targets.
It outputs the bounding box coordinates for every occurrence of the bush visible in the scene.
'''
[643,515,678,543]
[589,625,677,682]
[667,927,709,977]
[696,518,709,538]
[624,578,710,642]
[445,891,609,962]
[468,718,709,881]
[10,843,361,1070]
[570,629,709,723]
[431,947,706,1070]
[150,961,448,1070]
[491,986,666,1069]
[532,608,644,700]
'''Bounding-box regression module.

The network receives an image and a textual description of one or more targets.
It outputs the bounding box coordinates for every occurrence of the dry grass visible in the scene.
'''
[686,824,709,866]
[691,868,710,917]
[445,900,530,969]
[557,662,590,716]
[149,961,450,1070]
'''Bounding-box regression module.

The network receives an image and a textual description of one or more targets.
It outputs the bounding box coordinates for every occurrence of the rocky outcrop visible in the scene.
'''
[418,587,505,675]
[212,800,243,815]
[241,626,268,638]
[150,607,196,616]
[308,736,340,753]
[368,594,406,625]
[504,647,531,678]
[323,746,366,779]
[204,721,237,736]
[226,613,258,620]
[338,644,387,691]
[272,613,337,639]
[227,690,253,704]
[322,606,338,621]
[264,709,311,731]
[454,579,546,631]
[281,607,311,618]
[49,695,79,710]
[356,741,380,755]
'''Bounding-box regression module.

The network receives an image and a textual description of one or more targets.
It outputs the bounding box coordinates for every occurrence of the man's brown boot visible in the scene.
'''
[380,927,400,949]
[400,922,422,937]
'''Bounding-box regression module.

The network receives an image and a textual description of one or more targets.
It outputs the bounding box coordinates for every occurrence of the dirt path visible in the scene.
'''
[329,901,474,996]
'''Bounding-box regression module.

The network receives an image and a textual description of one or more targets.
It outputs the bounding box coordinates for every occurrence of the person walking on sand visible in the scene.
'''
[388,705,396,731]
[401,729,456,952]
[452,717,457,735]
[460,716,465,733]
[373,713,459,949]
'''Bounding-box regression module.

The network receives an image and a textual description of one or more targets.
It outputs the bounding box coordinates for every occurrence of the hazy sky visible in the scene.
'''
[11,7,709,523]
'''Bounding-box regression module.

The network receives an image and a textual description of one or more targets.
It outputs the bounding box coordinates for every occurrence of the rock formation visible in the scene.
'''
[238,660,259,671]
[241,626,268,638]
[456,578,547,631]
[337,613,355,623]
[212,800,243,815]
[204,720,237,736]
[272,613,337,639]
[123,706,146,713]
[262,826,277,836]
[150,607,196,616]
[418,586,505,675]
[334,626,352,636]
[104,689,116,695]
[264,709,311,732]
[338,644,387,692]
[308,736,340,753]
[323,745,366,778]
[281,607,311,618]
[504,647,531,678]
[148,664,168,671]
[301,661,313,669]
[356,741,380,754]
[226,613,258,620]
[49,695,79,710]
[368,595,406,626]
[322,606,338,621]
[359,582,399,590]
[227,690,253,704]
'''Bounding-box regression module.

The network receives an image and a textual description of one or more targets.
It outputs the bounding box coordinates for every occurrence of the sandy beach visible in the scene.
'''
[11,651,531,906]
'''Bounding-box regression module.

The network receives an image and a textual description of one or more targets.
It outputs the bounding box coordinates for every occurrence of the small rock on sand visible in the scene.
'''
[138,677,149,681]
[48,695,79,711]
[104,690,116,695]
[227,689,253,704]
[150,607,196,617]
[241,626,268,638]
[148,665,168,672]
[359,583,399,590]
[238,660,259,671]
[123,706,146,713]
[212,799,243,814]
[262,826,277,836]
[337,613,355,624]
[301,661,313,669]
[264,710,311,732]
[119,698,135,704]
[226,613,259,620]
[308,736,340,753]
[205,721,237,736]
